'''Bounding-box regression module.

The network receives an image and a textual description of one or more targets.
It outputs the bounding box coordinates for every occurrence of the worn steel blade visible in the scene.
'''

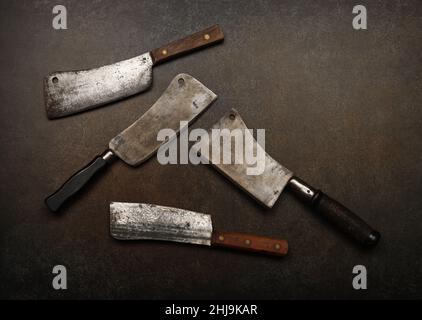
[44,53,154,119]
[110,202,213,246]
[196,108,293,208]
[109,73,217,166]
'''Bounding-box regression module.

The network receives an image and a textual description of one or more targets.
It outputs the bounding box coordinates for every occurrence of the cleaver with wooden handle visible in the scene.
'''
[196,109,380,246]
[110,202,288,257]
[45,74,217,212]
[44,25,224,119]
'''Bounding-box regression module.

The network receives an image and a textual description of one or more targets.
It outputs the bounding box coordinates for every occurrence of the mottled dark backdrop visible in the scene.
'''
[0,0,421,299]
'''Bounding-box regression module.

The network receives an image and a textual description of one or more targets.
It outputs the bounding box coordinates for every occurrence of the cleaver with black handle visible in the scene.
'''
[45,74,217,212]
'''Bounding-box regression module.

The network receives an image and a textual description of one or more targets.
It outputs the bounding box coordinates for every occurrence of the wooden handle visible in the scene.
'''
[211,231,288,257]
[151,25,224,65]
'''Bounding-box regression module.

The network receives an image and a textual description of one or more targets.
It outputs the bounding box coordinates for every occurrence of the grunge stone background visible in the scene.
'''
[0,0,421,299]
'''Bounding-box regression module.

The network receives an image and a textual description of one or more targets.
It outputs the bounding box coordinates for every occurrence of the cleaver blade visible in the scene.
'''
[109,73,216,166]
[110,202,288,257]
[45,74,217,212]
[110,202,213,246]
[200,109,380,246]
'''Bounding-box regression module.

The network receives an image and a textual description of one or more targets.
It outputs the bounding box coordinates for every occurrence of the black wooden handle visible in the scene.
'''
[45,152,113,212]
[288,177,380,246]
[312,191,380,246]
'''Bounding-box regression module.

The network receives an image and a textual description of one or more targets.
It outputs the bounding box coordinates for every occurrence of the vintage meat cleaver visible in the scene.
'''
[196,109,380,246]
[45,74,217,212]
[110,202,288,257]
[44,25,224,119]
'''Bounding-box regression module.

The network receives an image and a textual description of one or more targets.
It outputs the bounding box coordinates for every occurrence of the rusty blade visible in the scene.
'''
[44,53,154,119]
[110,202,213,246]
[109,73,217,166]
[197,108,293,208]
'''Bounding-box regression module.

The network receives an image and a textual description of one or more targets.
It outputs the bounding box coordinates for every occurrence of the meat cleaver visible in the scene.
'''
[44,25,224,119]
[110,202,288,257]
[197,109,380,246]
[45,74,217,212]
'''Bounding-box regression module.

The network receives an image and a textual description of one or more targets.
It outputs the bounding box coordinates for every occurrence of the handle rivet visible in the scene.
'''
[162,49,168,55]
[204,34,210,40]
[245,239,251,246]
[218,235,225,241]
[275,243,281,250]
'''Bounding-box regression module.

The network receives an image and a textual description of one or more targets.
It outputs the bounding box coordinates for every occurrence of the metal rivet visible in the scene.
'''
[245,239,251,245]
[162,49,168,55]
[275,243,281,250]
[204,34,210,40]
[218,235,225,241]
[178,78,185,86]
[52,77,58,84]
